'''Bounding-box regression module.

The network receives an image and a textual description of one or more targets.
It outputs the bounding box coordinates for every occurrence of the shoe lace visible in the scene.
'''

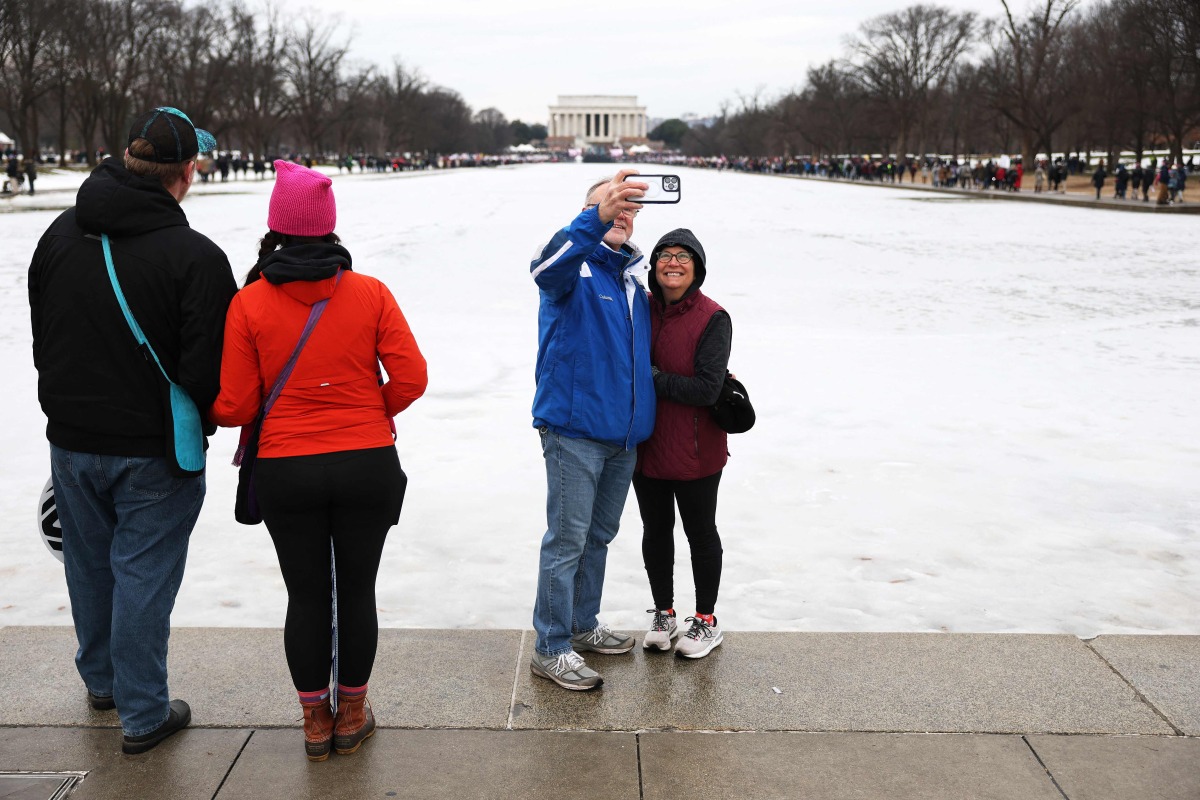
[646,609,673,632]
[552,651,586,676]
[683,616,712,641]
[583,623,615,645]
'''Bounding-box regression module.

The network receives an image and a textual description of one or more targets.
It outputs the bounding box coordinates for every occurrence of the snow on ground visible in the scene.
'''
[2,163,1198,636]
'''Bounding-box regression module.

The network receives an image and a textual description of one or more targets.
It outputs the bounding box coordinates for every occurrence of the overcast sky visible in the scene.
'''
[260,0,1085,124]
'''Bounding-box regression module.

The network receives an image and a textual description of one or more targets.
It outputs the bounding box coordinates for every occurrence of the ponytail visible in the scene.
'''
[244,230,342,287]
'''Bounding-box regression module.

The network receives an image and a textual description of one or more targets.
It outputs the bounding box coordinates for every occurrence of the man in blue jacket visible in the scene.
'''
[528,169,655,690]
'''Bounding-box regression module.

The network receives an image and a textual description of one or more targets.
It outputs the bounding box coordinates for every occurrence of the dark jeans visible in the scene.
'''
[50,445,203,736]
[256,446,406,691]
[632,470,723,615]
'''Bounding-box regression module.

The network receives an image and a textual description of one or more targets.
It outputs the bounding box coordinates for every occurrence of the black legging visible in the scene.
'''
[632,470,723,615]
[255,446,406,691]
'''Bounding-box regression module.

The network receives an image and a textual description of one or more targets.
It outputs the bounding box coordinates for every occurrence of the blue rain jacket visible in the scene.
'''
[530,206,655,448]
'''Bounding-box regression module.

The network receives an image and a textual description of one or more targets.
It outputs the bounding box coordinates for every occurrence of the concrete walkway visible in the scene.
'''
[0,627,1197,798]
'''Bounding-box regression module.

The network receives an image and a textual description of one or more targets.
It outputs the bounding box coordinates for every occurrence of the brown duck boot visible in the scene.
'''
[333,687,375,755]
[300,695,334,762]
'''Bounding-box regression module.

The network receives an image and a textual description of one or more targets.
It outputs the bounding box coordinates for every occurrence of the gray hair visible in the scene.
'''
[584,176,612,204]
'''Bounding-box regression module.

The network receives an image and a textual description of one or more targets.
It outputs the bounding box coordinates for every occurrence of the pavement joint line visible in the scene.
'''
[506,629,526,731]
[1081,638,1185,736]
[635,732,644,800]
[210,729,253,800]
[7,724,1197,736]
[1021,735,1072,800]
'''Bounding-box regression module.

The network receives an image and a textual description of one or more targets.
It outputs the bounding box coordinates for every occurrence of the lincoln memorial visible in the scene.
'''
[547,95,649,147]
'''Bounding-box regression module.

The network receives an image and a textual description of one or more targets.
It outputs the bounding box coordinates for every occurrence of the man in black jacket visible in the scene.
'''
[28,107,237,754]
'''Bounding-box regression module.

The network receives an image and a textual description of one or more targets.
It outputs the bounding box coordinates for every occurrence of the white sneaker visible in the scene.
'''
[642,608,678,651]
[674,616,723,659]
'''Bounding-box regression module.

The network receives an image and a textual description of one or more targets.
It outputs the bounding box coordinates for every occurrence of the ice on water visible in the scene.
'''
[2,164,1197,635]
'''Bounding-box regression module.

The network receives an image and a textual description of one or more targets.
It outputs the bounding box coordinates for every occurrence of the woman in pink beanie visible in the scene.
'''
[211,160,428,761]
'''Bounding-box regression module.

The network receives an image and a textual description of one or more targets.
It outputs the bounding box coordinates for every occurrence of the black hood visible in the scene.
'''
[75,158,189,237]
[259,242,354,284]
[647,227,707,305]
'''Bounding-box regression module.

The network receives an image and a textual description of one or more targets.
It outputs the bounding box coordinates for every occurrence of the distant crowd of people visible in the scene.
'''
[1,145,536,199]
[1088,160,1189,203]
[188,150,535,181]
[3,151,38,195]
[626,151,1193,204]
[333,152,531,172]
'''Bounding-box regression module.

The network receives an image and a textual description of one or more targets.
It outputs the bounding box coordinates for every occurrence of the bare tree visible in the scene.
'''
[681,116,723,157]
[846,4,977,158]
[1071,1,1132,167]
[152,1,235,142]
[0,0,69,157]
[982,0,1082,169]
[329,63,376,155]
[284,15,353,155]
[44,0,84,160]
[799,60,877,156]
[717,90,775,156]
[413,87,473,154]
[1108,0,1163,163]
[89,0,179,158]
[373,60,428,154]
[938,62,995,158]
[1129,0,1200,164]
[471,107,512,154]
[227,3,291,156]
[771,91,809,157]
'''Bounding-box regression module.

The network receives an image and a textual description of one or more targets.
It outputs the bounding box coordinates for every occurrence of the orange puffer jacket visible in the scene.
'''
[210,264,427,458]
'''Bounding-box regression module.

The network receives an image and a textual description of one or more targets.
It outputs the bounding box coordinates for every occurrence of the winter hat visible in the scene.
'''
[268,160,337,236]
[127,107,216,163]
[648,227,708,303]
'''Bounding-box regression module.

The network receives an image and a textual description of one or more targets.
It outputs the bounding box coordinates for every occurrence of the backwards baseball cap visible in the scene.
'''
[127,107,217,163]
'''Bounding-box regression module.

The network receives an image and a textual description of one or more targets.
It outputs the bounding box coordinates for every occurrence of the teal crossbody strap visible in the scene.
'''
[101,233,170,382]
[101,233,205,474]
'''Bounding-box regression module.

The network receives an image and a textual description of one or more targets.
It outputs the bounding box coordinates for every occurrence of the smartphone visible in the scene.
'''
[623,173,681,204]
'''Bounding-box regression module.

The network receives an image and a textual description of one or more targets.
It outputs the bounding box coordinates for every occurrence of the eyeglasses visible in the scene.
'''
[656,252,693,264]
[585,204,639,217]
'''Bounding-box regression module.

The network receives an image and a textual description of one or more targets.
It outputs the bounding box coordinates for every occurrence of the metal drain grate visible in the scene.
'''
[0,772,85,800]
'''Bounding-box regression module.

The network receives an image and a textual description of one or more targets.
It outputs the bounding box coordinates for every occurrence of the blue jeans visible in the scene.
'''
[533,430,636,656]
[50,445,203,736]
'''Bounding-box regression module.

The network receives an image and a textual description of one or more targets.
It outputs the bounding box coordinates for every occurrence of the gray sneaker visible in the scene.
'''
[674,616,723,659]
[643,609,678,651]
[530,651,603,690]
[571,623,635,654]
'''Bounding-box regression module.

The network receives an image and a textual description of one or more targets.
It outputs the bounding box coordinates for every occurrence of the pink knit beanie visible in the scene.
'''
[268,160,336,236]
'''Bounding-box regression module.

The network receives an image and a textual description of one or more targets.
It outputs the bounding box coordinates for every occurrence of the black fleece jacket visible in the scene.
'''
[29,159,237,456]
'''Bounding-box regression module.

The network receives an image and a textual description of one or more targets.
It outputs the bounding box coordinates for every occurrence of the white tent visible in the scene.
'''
[0,131,13,146]
[628,144,652,154]
[508,143,537,153]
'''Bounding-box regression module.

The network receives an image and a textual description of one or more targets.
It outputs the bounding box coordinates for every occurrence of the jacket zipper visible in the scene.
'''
[625,267,637,449]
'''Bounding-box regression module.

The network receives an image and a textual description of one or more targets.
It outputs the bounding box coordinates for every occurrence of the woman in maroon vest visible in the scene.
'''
[634,229,732,659]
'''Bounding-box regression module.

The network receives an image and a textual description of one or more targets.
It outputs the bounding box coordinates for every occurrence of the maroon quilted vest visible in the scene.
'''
[638,290,728,480]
